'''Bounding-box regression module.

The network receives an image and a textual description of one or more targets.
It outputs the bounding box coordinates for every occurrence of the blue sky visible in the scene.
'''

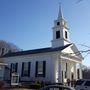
[0,0,90,66]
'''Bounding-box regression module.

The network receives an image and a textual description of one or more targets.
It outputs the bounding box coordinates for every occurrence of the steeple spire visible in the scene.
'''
[51,4,70,48]
[58,3,64,19]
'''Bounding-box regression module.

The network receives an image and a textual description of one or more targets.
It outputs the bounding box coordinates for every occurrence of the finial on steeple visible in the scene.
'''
[58,2,64,19]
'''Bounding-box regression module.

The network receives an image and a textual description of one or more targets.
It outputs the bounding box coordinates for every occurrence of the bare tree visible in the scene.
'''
[82,66,90,79]
[0,40,22,56]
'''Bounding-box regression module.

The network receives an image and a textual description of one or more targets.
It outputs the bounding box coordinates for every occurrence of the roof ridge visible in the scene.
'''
[1,44,71,58]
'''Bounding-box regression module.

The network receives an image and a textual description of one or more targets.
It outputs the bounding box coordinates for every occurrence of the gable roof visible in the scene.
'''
[1,44,71,58]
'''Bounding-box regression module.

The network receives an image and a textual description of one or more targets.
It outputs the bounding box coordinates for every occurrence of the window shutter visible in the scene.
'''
[43,61,46,77]
[35,61,38,77]
[21,62,24,76]
[62,71,63,82]
[10,63,12,76]
[28,62,31,77]
[15,63,18,73]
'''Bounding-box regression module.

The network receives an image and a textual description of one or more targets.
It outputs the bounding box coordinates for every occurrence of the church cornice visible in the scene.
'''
[60,52,83,62]
[52,25,69,30]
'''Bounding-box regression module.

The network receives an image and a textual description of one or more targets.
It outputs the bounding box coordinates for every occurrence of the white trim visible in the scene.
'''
[0,63,8,66]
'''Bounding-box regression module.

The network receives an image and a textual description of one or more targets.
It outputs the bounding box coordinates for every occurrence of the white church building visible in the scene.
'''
[0,6,83,84]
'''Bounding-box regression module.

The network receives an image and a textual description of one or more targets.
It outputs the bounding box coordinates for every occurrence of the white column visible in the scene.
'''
[79,63,82,79]
[58,56,62,83]
[74,63,77,80]
[51,54,59,83]
[67,62,71,80]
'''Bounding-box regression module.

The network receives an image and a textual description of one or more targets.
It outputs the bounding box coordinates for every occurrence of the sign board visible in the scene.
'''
[11,73,19,86]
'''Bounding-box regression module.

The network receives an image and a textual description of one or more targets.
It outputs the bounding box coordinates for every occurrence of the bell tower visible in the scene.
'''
[51,5,71,48]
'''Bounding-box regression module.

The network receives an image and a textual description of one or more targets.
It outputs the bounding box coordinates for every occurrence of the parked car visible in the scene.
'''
[39,85,75,90]
[75,79,90,90]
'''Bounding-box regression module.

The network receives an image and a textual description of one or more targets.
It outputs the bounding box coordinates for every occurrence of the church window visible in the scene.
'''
[56,31,60,39]
[35,61,46,77]
[65,71,67,78]
[10,63,18,76]
[71,72,74,80]
[65,63,67,78]
[77,69,80,79]
[11,63,18,73]
[57,22,60,25]
[65,31,68,39]
[37,61,43,75]
[21,62,31,77]
[66,63,67,71]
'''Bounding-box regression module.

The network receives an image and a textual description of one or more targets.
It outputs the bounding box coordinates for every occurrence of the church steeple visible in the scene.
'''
[51,5,71,48]
[58,4,64,19]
